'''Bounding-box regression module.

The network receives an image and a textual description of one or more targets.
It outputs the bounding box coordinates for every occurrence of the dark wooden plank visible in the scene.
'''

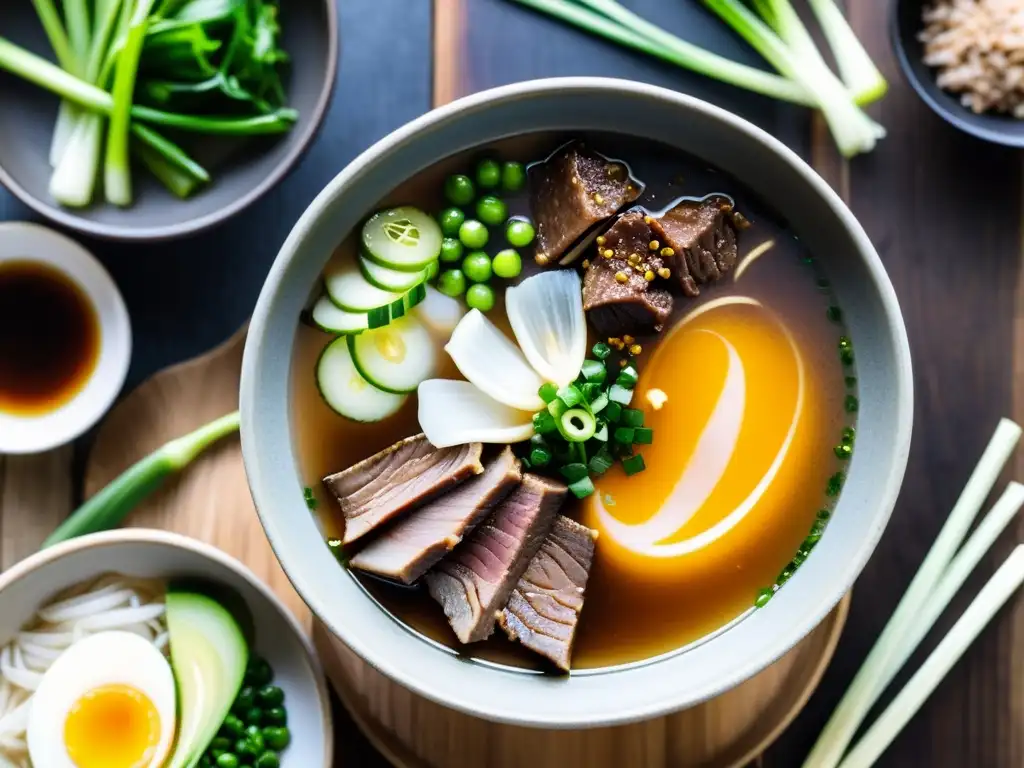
[763,1,1023,767]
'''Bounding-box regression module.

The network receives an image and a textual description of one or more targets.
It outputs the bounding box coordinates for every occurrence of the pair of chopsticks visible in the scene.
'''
[804,418,1024,768]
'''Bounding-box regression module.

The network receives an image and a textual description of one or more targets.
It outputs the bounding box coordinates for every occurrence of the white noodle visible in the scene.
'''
[0,574,168,766]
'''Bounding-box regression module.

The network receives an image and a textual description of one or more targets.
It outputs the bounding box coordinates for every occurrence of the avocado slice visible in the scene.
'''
[165,589,249,768]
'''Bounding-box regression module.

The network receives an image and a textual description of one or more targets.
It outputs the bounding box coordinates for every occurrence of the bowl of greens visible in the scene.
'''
[0,0,338,241]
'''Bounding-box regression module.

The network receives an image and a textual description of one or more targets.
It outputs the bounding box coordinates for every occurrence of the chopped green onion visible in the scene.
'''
[609,384,634,406]
[581,382,603,402]
[622,454,647,476]
[593,422,609,442]
[560,462,590,483]
[590,392,609,413]
[539,382,559,403]
[569,476,596,499]
[615,442,635,458]
[620,408,644,428]
[533,410,557,434]
[592,342,611,360]
[605,401,623,422]
[561,408,597,442]
[633,427,654,445]
[616,365,639,388]
[548,398,568,420]
[530,447,552,467]
[588,445,615,475]
[614,426,635,444]
[580,359,607,384]
[557,384,584,408]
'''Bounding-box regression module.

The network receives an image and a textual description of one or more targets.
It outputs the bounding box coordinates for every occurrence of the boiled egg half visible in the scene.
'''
[27,630,176,768]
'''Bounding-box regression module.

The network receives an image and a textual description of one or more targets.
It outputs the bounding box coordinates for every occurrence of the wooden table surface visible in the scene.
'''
[2,0,1022,765]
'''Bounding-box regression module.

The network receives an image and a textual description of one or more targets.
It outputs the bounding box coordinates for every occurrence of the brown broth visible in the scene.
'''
[290,133,853,671]
[0,261,100,416]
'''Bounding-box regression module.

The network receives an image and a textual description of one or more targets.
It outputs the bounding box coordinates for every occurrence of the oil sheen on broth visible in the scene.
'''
[291,133,850,671]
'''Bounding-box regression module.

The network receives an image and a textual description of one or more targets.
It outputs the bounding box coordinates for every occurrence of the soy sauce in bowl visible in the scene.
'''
[0,260,100,416]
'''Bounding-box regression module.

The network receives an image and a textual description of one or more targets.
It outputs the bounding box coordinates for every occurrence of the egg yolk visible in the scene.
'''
[64,684,161,768]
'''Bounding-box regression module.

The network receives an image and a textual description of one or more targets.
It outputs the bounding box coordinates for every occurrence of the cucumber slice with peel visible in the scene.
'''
[359,255,430,292]
[310,295,370,334]
[324,259,405,312]
[316,336,408,421]
[348,315,438,394]
[362,207,442,272]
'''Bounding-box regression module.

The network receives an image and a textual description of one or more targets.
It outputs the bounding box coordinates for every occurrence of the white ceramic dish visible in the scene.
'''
[0,222,131,454]
[240,77,914,729]
[0,529,333,766]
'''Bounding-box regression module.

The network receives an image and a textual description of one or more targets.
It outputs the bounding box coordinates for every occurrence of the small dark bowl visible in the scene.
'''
[892,0,1024,147]
[0,2,338,241]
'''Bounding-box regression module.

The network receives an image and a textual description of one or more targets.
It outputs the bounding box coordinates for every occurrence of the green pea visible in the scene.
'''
[492,248,522,279]
[245,657,273,688]
[458,219,489,249]
[476,158,501,189]
[254,753,280,768]
[466,283,496,312]
[256,685,284,708]
[211,737,233,751]
[216,754,240,768]
[439,237,463,263]
[243,707,262,726]
[221,714,246,739]
[263,726,292,751]
[462,251,492,283]
[200,756,213,768]
[501,161,526,192]
[475,195,508,227]
[245,726,265,752]
[263,707,287,726]
[505,217,536,248]
[425,260,440,281]
[444,174,475,206]
[437,207,465,237]
[437,269,467,298]
[236,739,261,759]
[232,687,255,715]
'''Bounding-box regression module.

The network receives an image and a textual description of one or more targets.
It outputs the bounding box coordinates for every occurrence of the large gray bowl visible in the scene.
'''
[240,78,913,728]
[0,1,337,241]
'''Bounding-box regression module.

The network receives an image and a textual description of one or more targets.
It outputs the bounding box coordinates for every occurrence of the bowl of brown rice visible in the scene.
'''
[894,0,1024,145]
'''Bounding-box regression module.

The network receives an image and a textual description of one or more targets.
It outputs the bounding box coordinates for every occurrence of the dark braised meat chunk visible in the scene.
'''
[647,194,740,296]
[348,447,523,585]
[323,434,484,545]
[581,211,673,337]
[497,515,598,672]
[528,142,642,266]
[425,474,566,644]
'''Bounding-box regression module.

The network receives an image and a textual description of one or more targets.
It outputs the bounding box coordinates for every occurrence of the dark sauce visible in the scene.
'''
[0,261,100,416]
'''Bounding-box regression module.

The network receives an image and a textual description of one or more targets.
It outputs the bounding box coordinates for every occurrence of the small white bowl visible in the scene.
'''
[0,222,131,454]
[0,529,334,767]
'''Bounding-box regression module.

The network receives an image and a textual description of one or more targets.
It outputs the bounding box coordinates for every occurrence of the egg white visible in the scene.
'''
[26,630,176,768]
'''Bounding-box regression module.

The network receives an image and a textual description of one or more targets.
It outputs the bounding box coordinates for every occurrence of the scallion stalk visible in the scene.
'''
[43,411,241,548]
[805,0,888,105]
[508,0,815,106]
[803,418,1023,768]
[30,0,75,72]
[105,0,159,206]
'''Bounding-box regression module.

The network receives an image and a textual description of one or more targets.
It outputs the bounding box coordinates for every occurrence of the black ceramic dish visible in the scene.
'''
[892,0,1024,147]
[0,2,338,241]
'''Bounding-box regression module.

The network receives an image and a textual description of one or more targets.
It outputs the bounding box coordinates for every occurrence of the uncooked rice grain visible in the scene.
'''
[919,0,1024,116]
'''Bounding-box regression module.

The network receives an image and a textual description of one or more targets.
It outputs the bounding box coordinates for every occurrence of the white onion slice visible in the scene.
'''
[417,380,534,447]
[415,285,466,337]
[444,310,545,412]
[506,270,587,387]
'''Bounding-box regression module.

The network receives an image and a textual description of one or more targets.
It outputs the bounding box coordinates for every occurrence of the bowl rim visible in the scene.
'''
[0,221,132,454]
[0,0,340,242]
[241,76,914,728]
[889,0,1024,147]
[0,528,334,766]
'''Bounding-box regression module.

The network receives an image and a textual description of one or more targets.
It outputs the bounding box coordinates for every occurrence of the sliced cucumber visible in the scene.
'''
[359,255,430,292]
[347,315,438,394]
[310,295,370,334]
[316,336,408,422]
[324,258,405,312]
[362,206,442,272]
